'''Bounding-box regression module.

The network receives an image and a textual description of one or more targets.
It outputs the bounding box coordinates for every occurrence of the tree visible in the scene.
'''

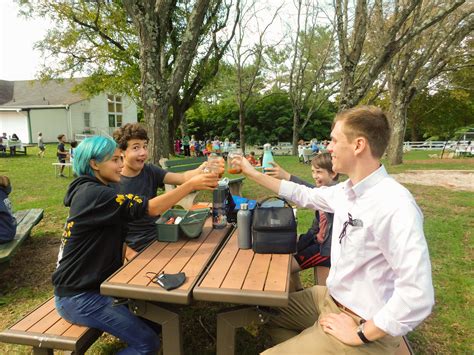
[385,3,473,164]
[287,0,338,154]
[229,0,281,154]
[20,0,239,161]
[334,0,466,111]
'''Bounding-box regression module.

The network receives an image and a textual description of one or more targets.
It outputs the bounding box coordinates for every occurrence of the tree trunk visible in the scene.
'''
[124,0,169,164]
[239,107,246,155]
[292,111,300,155]
[387,100,408,165]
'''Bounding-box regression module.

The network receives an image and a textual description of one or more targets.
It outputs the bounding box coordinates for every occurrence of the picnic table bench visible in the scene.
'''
[0,297,102,354]
[161,157,245,209]
[0,208,43,270]
[52,162,73,177]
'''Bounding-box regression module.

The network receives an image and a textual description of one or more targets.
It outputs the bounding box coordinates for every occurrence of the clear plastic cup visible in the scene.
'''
[227,149,243,174]
[206,153,224,177]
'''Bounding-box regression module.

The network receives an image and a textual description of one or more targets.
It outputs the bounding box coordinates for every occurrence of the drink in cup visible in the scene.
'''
[227,149,243,174]
[206,153,224,177]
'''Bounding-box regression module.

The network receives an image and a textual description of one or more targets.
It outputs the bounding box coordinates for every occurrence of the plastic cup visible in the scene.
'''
[228,149,243,174]
[207,153,224,177]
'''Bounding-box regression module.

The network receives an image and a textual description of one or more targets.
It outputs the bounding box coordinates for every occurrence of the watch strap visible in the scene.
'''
[357,324,372,344]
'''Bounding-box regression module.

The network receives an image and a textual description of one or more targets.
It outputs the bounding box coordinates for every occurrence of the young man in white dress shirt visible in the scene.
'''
[234,106,434,354]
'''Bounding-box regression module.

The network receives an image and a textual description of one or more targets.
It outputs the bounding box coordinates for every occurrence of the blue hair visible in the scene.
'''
[73,136,118,177]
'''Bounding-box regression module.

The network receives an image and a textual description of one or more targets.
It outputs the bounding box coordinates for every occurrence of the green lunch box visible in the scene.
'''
[156,208,210,242]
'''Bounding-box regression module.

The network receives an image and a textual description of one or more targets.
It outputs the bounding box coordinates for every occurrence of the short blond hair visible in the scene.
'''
[334,106,390,158]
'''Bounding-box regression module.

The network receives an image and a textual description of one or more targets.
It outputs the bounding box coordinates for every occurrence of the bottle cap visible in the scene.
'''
[240,203,248,210]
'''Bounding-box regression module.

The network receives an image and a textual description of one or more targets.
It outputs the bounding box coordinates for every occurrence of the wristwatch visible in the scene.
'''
[357,323,372,344]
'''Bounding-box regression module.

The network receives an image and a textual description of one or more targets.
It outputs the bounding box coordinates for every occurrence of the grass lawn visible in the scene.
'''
[0,146,472,354]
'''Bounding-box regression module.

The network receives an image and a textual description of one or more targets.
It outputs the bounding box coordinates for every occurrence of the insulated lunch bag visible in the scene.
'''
[252,196,297,254]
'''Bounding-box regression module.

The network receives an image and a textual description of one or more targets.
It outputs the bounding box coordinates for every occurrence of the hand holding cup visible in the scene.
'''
[227,149,243,174]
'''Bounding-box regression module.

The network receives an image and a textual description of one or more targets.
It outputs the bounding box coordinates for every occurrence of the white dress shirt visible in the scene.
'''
[279,165,434,336]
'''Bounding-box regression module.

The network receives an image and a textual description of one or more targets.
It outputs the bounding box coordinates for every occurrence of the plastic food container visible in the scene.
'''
[180,208,210,238]
[156,208,210,242]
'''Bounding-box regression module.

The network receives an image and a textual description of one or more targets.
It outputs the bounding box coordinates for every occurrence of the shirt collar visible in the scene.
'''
[344,165,388,198]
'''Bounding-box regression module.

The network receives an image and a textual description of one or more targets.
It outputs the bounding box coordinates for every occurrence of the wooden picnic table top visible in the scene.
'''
[100,216,233,305]
[193,227,292,307]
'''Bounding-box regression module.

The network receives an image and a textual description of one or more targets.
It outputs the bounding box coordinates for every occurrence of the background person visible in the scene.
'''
[52,135,219,355]
[233,105,434,354]
[0,176,16,244]
[56,134,69,177]
[37,132,45,158]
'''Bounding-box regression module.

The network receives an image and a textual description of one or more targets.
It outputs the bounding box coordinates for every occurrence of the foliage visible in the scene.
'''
[407,89,474,141]
[187,90,336,145]
[18,0,140,100]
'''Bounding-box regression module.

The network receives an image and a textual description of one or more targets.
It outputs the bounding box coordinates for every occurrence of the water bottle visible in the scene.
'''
[262,143,274,172]
[212,181,228,229]
[237,203,252,249]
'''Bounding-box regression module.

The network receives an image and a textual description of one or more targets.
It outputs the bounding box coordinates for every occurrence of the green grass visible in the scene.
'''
[0,146,472,354]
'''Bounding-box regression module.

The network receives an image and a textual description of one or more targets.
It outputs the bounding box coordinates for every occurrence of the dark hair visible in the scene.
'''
[57,134,65,141]
[334,106,390,159]
[70,141,78,148]
[0,175,11,189]
[113,123,149,150]
[311,152,339,181]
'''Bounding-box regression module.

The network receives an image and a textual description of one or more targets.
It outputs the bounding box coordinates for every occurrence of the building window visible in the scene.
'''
[107,95,123,128]
[84,112,90,128]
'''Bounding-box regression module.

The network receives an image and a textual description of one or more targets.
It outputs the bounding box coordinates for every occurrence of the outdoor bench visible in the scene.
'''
[52,162,72,177]
[161,157,245,209]
[0,297,102,354]
[0,208,43,271]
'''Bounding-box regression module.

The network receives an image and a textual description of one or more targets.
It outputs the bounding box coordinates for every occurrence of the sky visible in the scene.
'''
[0,0,50,81]
[0,1,326,82]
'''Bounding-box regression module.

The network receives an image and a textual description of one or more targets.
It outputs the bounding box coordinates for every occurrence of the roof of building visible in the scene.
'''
[0,78,86,108]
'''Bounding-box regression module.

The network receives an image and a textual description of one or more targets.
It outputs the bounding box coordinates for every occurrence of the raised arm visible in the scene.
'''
[148,172,219,216]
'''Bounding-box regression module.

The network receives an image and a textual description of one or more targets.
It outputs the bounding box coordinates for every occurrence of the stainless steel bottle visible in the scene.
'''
[212,182,228,229]
[237,203,252,249]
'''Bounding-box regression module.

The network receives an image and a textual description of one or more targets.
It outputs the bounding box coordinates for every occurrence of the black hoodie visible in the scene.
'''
[52,175,149,296]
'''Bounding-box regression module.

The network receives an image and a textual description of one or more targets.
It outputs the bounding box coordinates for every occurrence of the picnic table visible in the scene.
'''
[194,227,292,354]
[100,213,234,355]
[0,140,25,156]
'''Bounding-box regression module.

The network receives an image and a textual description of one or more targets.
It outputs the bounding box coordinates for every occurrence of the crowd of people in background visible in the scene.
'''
[174,135,238,158]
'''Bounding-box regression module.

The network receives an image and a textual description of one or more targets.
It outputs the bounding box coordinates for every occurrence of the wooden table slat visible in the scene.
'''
[109,241,168,284]
[242,253,272,291]
[199,229,240,288]
[10,298,56,331]
[62,324,90,338]
[27,308,61,333]
[180,225,232,286]
[156,223,213,275]
[128,239,189,286]
[44,317,75,336]
[264,254,290,292]
[220,248,254,290]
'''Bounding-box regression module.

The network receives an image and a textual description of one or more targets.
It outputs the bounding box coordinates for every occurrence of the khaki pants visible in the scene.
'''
[262,286,401,354]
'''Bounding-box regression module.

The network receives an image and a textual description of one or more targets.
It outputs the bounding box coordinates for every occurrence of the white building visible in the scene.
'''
[0,78,137,143]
